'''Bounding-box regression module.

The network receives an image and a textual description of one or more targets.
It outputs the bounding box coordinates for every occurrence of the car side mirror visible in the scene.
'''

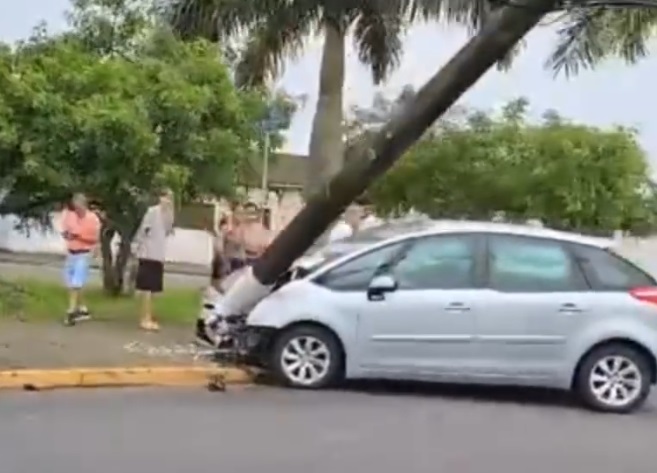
[367,274,397,300]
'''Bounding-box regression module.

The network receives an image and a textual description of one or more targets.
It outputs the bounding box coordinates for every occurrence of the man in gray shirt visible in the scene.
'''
[132,188,174,331]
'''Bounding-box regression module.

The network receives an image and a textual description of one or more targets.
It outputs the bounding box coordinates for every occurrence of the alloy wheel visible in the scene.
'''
[280,335,331,386]
[588,355,643,409]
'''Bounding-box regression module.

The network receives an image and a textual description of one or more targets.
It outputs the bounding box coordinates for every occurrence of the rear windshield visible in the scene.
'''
[575,245,656,290]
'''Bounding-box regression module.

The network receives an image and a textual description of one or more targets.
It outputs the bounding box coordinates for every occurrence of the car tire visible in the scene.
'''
[271,325,343,389]
[575,343,652,414]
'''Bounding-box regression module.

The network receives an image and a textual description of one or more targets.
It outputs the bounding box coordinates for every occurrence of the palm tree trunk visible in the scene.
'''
[212,0,553,317]
[304,22,346,199]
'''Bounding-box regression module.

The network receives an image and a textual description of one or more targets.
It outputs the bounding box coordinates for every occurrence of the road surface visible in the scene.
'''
[1,384,656,473]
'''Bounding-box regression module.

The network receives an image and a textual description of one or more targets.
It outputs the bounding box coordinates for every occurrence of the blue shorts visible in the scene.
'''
[64,252,91,289]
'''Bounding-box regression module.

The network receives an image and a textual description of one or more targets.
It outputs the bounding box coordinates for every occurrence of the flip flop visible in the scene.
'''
[140,320,160,332]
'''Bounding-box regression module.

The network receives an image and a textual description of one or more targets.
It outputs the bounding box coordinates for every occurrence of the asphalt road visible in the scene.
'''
[1,385,657,473]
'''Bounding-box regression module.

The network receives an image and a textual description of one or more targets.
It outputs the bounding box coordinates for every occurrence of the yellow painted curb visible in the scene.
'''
[0,366,255,391]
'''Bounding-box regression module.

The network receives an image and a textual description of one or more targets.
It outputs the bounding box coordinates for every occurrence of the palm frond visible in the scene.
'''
[548,7,657,77]
[352,6,405,84]
[165,0,282,41]
[234,0,321,87]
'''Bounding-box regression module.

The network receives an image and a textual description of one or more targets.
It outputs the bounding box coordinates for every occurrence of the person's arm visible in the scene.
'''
[60,210,76,240]
[132,207,154,249]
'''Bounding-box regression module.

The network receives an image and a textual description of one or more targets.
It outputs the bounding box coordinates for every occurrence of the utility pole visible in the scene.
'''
[213,0,561,315]
[259,105,285,214]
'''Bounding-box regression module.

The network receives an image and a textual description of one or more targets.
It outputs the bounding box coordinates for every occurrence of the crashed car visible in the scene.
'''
[198,218,657,414]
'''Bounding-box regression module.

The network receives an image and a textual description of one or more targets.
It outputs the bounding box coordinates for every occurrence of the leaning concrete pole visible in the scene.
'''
[215,0,557,316]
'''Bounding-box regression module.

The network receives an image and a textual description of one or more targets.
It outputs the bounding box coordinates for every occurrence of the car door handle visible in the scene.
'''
[558,303,582,313]
[444,302,471,312]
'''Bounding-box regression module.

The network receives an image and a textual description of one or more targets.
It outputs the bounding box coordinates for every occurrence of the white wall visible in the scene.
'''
[0,213,213,266]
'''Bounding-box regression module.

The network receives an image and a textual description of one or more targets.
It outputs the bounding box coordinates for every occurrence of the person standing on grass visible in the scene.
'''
[241,202,272,263]
[209,216,231,290]
[61,193,100,326]
[223,202,247,272]
[132,188,175,332]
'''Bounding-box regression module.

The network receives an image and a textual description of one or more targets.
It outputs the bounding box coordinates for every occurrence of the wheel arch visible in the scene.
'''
[571,337,657,389]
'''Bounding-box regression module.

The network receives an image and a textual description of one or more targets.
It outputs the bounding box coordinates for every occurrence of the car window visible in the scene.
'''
[488,235,587,292]
[314,242,405,292]
[572,245,656,290]
[392,235,477,290]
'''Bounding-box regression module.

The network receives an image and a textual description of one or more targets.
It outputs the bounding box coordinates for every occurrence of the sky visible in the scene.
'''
[3,0,657,172]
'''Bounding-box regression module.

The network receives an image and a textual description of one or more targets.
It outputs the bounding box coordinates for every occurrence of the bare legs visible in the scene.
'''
[139,290,159,331]
[67,288,80,314]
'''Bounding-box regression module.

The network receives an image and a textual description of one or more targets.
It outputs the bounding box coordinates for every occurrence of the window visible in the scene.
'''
[314,242,405,291]
[572,245,656,291]
[392,235,477,290]
[487,235,587,292]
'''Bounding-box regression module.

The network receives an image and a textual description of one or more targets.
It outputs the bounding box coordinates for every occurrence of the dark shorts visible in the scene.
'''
[227,257,257,273]
[228,257,246,272]
[135,259,164,293]
[211,255,230,280]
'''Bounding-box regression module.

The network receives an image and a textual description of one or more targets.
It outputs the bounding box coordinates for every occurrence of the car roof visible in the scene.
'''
[354,218,614,249]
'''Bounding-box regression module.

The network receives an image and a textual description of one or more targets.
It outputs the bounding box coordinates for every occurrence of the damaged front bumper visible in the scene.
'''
[200,312,276,367]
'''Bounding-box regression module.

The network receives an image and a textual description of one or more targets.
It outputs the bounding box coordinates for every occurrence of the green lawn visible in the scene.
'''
[0,279,202,325]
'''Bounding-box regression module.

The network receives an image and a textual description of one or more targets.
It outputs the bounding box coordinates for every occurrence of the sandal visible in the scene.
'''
[140,320,160,332]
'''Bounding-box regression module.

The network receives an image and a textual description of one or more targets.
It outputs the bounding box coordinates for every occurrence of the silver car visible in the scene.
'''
[244,220,657,413]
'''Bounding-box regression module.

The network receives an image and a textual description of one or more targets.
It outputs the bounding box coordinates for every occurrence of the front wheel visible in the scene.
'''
[271,325,343,389]
[575,343,652,414]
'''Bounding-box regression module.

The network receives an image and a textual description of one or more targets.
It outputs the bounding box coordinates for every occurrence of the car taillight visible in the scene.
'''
[630,287,657,305]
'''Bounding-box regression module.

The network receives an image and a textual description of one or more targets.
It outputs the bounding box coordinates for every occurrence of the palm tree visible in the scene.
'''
[164,0,462,197]
[547,7,657,76]
[165,0,657,199]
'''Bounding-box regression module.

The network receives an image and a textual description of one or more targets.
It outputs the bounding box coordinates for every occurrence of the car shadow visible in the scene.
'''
[337,379,578,409]
[253,371,576,408]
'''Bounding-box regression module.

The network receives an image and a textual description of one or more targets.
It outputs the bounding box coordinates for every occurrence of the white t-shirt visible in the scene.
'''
[328,221,354,242]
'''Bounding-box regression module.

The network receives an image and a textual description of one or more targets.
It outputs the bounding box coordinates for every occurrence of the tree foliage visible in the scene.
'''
[0,0,284,293]
[367,96,655,235]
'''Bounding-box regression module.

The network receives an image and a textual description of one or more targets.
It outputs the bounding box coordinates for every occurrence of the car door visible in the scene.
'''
[473,233,592,383]
[356,233,485,379]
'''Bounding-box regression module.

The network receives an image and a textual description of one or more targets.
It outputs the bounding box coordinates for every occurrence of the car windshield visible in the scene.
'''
[297,216,435,273]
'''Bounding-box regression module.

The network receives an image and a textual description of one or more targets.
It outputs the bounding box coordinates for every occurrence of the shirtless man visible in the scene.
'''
[240,202,272,263]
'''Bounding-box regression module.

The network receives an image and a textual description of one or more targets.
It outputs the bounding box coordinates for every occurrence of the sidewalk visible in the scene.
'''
[0,319,210,369]
[0,250,207,276]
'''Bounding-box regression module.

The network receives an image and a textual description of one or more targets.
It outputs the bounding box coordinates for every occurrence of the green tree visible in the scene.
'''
[368,98,654,235]
[0,0,275,294]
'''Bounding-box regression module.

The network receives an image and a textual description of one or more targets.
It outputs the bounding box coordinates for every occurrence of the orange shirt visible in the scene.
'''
[62,209,100,252]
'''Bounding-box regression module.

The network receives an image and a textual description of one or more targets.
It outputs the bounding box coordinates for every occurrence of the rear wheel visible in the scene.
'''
[271,325,343,389]
[575,343,652,414]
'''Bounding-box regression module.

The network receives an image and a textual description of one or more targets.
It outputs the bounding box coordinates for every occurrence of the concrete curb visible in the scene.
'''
[0,366,254,391]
